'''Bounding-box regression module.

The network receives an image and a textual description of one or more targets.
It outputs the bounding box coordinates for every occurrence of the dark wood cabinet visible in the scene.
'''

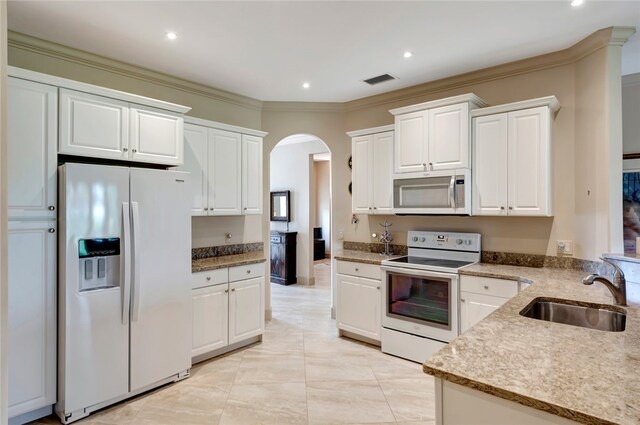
[313,239,325,260]
[270,231,297,285]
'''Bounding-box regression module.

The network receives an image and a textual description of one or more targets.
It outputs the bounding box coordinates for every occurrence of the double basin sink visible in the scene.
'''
[520,297,626,332]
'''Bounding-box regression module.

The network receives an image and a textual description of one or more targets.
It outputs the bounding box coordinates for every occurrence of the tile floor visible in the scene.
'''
[33,259,435,425]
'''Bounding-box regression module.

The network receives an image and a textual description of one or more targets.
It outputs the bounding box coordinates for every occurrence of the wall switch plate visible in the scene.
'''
[557,240,573,255]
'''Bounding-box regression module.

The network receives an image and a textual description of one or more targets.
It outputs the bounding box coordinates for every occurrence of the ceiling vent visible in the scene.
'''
[363,74,396,86]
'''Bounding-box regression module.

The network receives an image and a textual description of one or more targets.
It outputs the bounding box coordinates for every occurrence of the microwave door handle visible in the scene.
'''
[449,176,456,209]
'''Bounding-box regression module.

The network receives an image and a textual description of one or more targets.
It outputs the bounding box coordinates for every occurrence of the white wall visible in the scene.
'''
[270,139,329,284]
[0,1,8,422]
[191,216,262,248]
[314,160,331,254]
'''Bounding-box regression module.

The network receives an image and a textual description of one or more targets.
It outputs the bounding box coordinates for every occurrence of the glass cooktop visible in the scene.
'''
[385,256,475,270]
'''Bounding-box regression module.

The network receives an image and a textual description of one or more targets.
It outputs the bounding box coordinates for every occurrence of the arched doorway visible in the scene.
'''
[267,133,333,323]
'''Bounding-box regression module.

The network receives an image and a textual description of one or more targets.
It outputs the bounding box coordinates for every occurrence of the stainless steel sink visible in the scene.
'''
[519,297,626,332]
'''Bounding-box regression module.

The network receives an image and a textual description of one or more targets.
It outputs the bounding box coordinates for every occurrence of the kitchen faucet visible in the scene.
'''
[582,258,627,306]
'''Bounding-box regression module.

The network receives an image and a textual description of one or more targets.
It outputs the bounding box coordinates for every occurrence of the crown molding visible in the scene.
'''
[344,26,632,113]
[261,101,345,113]
[346,124,394,137]
[471,96,560,118]
[389,93,488,116]
[185,115,267,137]
[7,31,263,112]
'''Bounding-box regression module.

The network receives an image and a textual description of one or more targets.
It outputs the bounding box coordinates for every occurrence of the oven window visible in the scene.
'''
[387,272,450,328]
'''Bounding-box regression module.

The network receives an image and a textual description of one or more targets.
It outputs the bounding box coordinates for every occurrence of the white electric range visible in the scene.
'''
[380,230,481,363]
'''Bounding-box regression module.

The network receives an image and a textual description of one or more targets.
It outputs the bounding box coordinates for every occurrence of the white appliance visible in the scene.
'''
[56,163,192,424]
[392,169,471,215]
[380,231,481,363]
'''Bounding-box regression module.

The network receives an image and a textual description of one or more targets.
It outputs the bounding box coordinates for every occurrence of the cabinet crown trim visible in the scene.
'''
[389,93,488,116]
[9,66,191,114]
[185,115,267,137]
[346,125,394,137]
[471,96,560,118]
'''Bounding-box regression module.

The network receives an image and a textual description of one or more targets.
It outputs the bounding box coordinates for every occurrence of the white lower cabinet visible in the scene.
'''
[229,277,264,344]
[336,260,382,342]
[192,284,229,357]
[459,275,519,334]
[191,263,265,360]
[8,221,56,420]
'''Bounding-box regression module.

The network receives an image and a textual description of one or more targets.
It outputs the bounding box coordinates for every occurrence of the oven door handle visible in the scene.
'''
[449,175,456,210]
[381,265,459,279]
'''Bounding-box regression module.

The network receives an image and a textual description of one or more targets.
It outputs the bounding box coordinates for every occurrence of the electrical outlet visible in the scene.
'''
[338,231,344,240]
[557,240,573,255]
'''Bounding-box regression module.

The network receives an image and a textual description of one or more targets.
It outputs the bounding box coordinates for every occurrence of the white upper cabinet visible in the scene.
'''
[348,126,394,215]
[429,103,469,170]
[7,78,58,220]
[130,105,183,165]
[209,128,242,215]
[180,124,208,215]
[178,117,266,216]
[472,97,559,217]
[390,94,487,176]
[59,89,129,160]
[394,111,428,174]
[242,135,263,215]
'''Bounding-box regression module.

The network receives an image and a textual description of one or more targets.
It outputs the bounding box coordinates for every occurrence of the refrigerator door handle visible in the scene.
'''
[122,202,132,325]
[131,201,142,322]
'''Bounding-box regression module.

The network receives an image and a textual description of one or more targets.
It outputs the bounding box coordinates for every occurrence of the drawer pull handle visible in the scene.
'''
[206,276,211,281]
[484,285,489,289]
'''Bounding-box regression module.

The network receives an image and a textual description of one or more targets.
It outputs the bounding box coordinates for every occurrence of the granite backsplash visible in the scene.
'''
[192,242,264,260]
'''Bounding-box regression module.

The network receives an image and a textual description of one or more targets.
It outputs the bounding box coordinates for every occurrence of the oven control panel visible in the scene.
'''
[407,231,481,252]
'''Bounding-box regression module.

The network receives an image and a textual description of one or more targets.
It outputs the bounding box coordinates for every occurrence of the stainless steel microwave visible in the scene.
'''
[393,169,471,215]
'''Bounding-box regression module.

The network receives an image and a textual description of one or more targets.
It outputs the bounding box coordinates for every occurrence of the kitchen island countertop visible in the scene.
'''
[424,262,640,425]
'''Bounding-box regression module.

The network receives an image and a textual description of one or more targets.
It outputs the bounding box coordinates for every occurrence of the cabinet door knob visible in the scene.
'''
[244,207,247,210]
[225,289,229,293]
[231,288,236,292]
[246,270,251,274]
[48,228,55,233]
[206,276,211,281]
[461,298,466,303]
[132,149,137,153]
[373,207,377,210]
[377,286,380,290]
[355,268,359,271]
[123,148,128,152]
[48,205,55,211]
[500,206,505,210]
[484,285,489,290]
[508,206,513,210]
[204,208,209,211]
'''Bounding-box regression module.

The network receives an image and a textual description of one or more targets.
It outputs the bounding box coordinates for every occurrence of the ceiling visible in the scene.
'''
[7,1,640,103]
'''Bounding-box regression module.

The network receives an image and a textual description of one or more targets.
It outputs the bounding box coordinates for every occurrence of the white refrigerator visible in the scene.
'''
[56,163,192,424]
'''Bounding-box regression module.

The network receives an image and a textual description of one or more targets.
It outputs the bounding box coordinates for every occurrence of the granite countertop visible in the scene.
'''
[424,263,640,425]
[333,249,402,265]
[192,252,266,273]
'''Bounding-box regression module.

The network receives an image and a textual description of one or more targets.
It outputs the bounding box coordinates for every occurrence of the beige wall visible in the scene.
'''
[314,160,331,254]
[623,73,640,154]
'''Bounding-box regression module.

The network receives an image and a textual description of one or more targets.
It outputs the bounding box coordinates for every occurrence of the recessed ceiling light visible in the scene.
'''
[166,31,178,40]
[571,0,583,6]
[403,51,413,59]
[302,82,310,89]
